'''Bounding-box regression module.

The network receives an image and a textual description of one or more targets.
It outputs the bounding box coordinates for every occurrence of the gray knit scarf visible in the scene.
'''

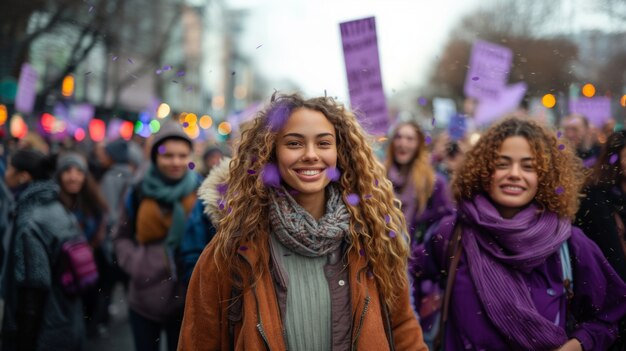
[269,185,350,257]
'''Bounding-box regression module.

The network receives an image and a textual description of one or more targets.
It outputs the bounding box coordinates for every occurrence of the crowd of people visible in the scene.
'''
[0,92,625,351]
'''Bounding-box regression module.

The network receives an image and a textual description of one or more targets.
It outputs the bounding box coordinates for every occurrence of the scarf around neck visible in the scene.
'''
[459,194,571,350]
[269,184,350,257]
[387,165,418,231]
[140,165,198,251]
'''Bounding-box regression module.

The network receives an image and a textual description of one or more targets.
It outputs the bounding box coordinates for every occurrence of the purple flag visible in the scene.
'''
[568,97,611,128]
[464,40,513,100]
[340,17,388,135]
[474,82,527,126]
[15,63,38,114]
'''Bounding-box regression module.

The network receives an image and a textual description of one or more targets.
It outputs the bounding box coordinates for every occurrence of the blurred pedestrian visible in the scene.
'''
[200,145,224,177]
[179,93,427,350]
[412,118,626,350]
[2,149,86,351]
[575,131,626,280]
[386,122,454,242]
[114,121,199,351]
[562,114,601,168]
[94,139,134,330]
[56,152,111,338]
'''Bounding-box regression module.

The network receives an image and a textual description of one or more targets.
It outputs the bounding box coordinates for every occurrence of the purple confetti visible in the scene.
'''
[375,179,379,187]
[256,44,263,49]
[268,102,292,132]
[326,167,341,182]
[367,270,374,279]
[158,145,166,154]
[228,207,233,214]
[385,215,391,224]
[359,249,365,257]
[418,97,427,106]
[425,135,432,145]
[431,118,436,126]
[346,193,360,206]
[472,76,480,81]
[182,122,189,127]
[217,199,225,210]
[558,144,565,150]
[176,70,185,77]
[389,231,397,238]
[239,245,248,251]
[156,69,163,75]
[185,85,193,92]
[163,65,172,71]
[261,163,281,187]
[557,131,562,138]
[555,186,564,195]
[247,169,257,175]
[288,189,299,197]
[128,58,134,64]
[364,194,373,199]
[112,56,118,61]
[610,154,618,165]
[216,183,228,195]
[188,162,195,170]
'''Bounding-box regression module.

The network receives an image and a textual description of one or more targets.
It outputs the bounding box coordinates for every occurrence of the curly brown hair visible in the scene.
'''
[213,93,410,308]
[452,118,586,219]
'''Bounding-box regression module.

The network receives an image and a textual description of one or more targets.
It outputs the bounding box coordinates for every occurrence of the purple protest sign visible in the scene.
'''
[474,81,527,126]
[340,17,388,135]
[568,97,611,128]
[464,40,513,100]
[15,63,38,114]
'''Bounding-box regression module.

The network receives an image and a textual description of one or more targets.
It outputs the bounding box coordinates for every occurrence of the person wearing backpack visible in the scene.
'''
[411,118,626,351]
[2,148,87,351]
[114,121,199,351]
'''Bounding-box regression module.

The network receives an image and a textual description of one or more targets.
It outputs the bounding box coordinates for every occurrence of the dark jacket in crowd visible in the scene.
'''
[3,180,85,351]
[576,185,626,281]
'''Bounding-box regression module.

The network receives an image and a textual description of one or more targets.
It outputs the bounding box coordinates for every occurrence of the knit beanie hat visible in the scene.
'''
[57,152,88,174]
[150,120,193,163]
[104,139,129,164]
[10,148,55,180]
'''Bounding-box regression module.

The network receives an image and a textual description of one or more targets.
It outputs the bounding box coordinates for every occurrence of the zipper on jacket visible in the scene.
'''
[351,295,371,350]
[237,252,275,350]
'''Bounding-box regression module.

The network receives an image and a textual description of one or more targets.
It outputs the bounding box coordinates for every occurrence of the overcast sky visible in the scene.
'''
[224,0,616,103]
[225,0,483,101]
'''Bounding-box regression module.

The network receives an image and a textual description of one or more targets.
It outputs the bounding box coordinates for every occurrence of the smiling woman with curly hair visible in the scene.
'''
[411,118,626,351]
[179,93,427,350]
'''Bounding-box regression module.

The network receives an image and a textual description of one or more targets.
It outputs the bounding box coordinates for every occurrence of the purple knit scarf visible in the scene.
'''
[459,195,571,350]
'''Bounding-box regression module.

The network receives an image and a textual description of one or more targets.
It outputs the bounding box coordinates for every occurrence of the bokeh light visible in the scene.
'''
[74,128,85,141]
[621,95,626,107]
[582,83,596,98]
[0,104,7,126]
[120,121,134,140]
[61,75,75,97]
[10,114,28,139]
[149,119,161,133]
[134,121,144,134]
[185,113,198,126]
[217,122,232,135]
[542,94,556,108]
[185,123,200,139]
[199,115,213,129]
[156,103,171,118]
[89,119,106,142]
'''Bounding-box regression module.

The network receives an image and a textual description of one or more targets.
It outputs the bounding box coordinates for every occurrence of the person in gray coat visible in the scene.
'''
[2,149,85,351]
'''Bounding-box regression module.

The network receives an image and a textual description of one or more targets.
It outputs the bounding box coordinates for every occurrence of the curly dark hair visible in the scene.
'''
[452,118,586,219]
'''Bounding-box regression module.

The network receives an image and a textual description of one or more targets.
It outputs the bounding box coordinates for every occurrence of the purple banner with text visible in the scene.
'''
[464,40,513,101]
[340,16,388,135]
[569,97,611,128]
[15,63,38,114]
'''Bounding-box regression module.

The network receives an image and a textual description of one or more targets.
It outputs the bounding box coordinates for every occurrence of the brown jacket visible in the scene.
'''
[178,234,428,351]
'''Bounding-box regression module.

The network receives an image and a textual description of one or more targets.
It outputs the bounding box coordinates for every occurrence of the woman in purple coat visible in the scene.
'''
[412,118,626,350]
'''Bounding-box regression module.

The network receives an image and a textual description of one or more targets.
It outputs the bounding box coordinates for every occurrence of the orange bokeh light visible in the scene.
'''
[582,84,596,98]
